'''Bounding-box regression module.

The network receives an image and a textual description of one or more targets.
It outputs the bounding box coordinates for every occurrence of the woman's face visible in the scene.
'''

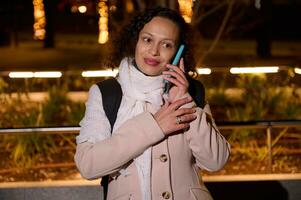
[135,17,180,76]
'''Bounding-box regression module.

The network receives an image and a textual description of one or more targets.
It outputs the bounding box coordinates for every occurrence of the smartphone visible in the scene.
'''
[163,44,185,94]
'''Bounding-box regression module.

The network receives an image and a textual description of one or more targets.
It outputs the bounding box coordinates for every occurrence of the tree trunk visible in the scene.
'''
[256,0,272,58]
[43,0,55,48]
[11,0,19,47]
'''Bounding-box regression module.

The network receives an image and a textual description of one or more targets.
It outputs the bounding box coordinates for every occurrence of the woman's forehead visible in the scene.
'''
[140,17,180,41]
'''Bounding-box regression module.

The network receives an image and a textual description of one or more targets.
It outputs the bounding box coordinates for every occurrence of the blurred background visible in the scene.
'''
[0,0,301,196]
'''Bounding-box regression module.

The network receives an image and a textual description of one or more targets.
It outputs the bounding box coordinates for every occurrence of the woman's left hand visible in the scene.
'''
[163,58,189,103]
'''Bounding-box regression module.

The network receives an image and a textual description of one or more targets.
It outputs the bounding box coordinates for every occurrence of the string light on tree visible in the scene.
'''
[78,5,87,13]
[32,0,46,40]
[178,0,194,23]
[126,0,134,13]
[255,0,261,10]
[98,0,109,44]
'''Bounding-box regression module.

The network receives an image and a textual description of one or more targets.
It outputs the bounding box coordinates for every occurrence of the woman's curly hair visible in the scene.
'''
[108,7,196,73]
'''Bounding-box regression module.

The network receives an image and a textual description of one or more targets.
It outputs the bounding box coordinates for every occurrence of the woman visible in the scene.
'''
[75,7,230,200]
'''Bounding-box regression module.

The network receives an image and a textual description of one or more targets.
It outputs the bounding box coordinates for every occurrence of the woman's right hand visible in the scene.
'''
[153,97,197,136]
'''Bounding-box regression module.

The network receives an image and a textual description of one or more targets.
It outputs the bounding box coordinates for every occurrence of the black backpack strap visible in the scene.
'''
[187,76,206,108]
[96,78,122,200]
[100,176,109,199]
[96,78,123,132]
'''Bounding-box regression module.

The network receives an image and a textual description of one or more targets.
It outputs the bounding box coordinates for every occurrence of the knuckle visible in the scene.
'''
[182,124,188,129]
[180,108,186,113]
[177,109,184,115]
[175,99,183,104]
[184,108,191,113]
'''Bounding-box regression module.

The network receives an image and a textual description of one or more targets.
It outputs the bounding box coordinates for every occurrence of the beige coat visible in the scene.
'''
[75,97,230,200]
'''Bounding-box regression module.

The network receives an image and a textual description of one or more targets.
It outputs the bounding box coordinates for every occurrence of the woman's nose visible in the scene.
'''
[149,43,159,56]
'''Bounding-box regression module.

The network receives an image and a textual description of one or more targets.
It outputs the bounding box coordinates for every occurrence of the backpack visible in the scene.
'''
[96,76,205,199]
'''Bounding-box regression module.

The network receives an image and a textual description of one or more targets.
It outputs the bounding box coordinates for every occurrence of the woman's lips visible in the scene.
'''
[144,58,160,66]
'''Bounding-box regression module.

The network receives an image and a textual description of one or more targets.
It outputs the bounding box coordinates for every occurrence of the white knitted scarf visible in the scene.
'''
[113,57,164,200]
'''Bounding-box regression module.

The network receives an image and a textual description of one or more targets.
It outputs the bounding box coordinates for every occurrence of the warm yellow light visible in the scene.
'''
[294,68,301,74]
[35,29,46,39]
[35,10,44,18]
[197,68,211,75]
[99,8,108,16]
[9,72,34,78]
[34,71,62,78]
[98,1,109,44]
[98,2,106,7]
[126,0,134,13]
[71,6,78,13]
[99,23,108,30]
[178,0,193,23]
[33,0,46,40]
[99,17,108,24]
[82,70,118,77]
[78,5,87,13]
[183,16,191,23]
[98,30,109,44]
[230,67,279,74]
[110,5,117,12]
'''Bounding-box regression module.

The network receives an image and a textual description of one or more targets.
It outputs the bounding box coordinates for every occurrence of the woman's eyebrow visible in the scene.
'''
[140,32,152,36]
[140,32,176,42]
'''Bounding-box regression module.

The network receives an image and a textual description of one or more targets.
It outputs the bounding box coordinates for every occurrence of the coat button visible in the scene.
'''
[162,191,171,199]
[159,154,168,162]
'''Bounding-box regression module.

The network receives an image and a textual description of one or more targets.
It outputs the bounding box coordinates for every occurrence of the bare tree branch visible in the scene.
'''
[132,0,146,11]
[197,0,235,66]
[168,0,178,10]
[192,0,228,26]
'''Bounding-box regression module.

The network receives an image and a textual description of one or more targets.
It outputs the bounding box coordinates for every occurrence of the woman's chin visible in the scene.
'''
[139,67,162,77]
[145,70,162,77]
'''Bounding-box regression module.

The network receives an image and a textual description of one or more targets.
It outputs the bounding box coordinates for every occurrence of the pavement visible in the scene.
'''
[0,174,301,200]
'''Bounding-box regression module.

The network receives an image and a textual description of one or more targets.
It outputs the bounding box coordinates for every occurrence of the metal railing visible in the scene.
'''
[217,120,301,172]
[1,120,301,173]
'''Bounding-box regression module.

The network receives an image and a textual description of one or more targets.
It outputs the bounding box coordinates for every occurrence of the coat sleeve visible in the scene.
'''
[74,85,165,180]
[186,103,231,172]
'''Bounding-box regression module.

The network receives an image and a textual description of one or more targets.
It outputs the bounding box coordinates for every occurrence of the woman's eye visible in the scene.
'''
[143,37,151,43]
[162,43,173,48]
